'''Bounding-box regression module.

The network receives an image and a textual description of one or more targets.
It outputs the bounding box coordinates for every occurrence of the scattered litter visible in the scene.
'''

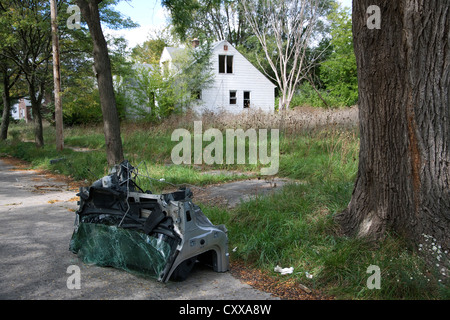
[298,283,312,294]
[274,265,294,275]
[50,157,66,165]
[305,271,313,279]
[232,247,237,252]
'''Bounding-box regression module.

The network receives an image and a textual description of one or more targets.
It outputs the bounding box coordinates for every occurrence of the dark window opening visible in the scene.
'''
[192,90,202,100]
[219,55,233,74]
[219,55,225,73]
[226,55,233,73]
[243,91,250,108]
[229,91,237,105]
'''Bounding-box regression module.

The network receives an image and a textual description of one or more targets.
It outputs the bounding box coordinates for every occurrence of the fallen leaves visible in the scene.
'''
[230,260,334,300]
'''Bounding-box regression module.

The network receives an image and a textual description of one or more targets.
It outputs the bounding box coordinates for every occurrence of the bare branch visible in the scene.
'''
[242,0,321,110]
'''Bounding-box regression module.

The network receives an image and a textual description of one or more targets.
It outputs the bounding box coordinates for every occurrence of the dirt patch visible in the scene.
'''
[0,155,86,192]
[0,156,32,170]
[230,260,333,300]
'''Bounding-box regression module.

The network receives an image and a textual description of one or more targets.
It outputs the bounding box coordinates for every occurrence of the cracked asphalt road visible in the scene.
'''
[0,158,278,300]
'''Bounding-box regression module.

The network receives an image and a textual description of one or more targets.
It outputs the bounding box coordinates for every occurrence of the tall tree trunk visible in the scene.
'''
[0,72,11,141]
[336,1,450,253]
[28,79,44,148]
[50,0,64,152]
[76,0,124,168]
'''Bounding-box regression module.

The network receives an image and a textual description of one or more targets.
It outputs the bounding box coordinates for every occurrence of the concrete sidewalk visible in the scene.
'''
[0,158,277,300]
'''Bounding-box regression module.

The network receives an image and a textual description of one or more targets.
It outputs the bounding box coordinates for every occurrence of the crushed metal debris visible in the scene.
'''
[69,160,230,282]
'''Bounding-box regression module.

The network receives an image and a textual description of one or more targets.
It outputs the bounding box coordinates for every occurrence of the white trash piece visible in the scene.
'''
[274,265,294,275]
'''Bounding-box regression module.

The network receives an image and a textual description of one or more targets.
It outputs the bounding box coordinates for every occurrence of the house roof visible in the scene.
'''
[161,40,225,62]
[160,40,276,88]
[163,47,185,60]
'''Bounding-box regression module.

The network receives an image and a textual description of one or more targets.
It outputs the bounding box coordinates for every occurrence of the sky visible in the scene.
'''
[104,0,169,49]
[105,0,353,50]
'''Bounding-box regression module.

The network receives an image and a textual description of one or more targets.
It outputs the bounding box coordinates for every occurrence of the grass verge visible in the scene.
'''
[1,116,448,299]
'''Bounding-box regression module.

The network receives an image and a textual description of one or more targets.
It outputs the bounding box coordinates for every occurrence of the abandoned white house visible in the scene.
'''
[160,40,276,114]
[11,97,49,122]
[11,98,32,122]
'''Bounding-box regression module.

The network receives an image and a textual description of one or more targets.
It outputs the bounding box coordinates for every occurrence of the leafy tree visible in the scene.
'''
[0,55,21,140]
[126,64,178,121]
[0,0,136,151]
[319,3,357,106]
[0,0,56,147]
[58,2,132,126]
[131,29,174,65]
[162,0,250,45]
[126,42,213,122]
[75,0,138,167]
[131,39,168,65]
[242,0,330,111]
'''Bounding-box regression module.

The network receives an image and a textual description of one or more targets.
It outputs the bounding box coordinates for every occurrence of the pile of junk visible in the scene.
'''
[69,160,229,282]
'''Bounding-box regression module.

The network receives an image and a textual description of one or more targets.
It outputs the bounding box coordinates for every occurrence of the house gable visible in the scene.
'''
[202,40,276,113]
[160,47,185,75]
[160,40,276,114]
[210,40,276,90]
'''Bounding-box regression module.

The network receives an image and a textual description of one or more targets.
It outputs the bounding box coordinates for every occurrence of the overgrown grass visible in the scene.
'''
[287,82,358,109]
[1,114,448,299]
[204,196,445,299]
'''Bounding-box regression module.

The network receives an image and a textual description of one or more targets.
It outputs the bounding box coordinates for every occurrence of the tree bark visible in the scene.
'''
[76,0,124,168]
[50,0,64,152]
[28,78,44,148]
[0,72,11,141]
[336,1,450,252]
[1,59,20,141]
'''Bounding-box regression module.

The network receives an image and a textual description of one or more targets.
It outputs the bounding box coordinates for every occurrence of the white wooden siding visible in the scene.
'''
[161,40,276,114]
[197,41,276,114]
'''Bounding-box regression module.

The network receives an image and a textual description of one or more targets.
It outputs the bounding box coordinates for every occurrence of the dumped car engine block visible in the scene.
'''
[69,161,229,282]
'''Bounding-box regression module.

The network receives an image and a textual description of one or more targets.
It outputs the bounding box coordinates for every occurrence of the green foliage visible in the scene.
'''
[62,77,102,125]
[286,4,358,108]
[55,0,136,126]
[288,82,328,108]
[161,0,248,45]
[289,82,353,108]
[125,63,177,121]
[0,0,138,130]
[319,4,358,106]
[125,42,214,122]
[132,38,171,65]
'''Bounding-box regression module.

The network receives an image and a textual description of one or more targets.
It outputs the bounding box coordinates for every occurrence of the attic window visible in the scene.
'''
[219,55,233,74]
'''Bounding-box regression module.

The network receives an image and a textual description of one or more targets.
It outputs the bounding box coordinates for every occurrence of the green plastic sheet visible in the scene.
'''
[70,222,174,279]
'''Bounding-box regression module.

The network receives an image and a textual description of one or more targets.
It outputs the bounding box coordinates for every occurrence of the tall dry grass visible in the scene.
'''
[127,105,359,136]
